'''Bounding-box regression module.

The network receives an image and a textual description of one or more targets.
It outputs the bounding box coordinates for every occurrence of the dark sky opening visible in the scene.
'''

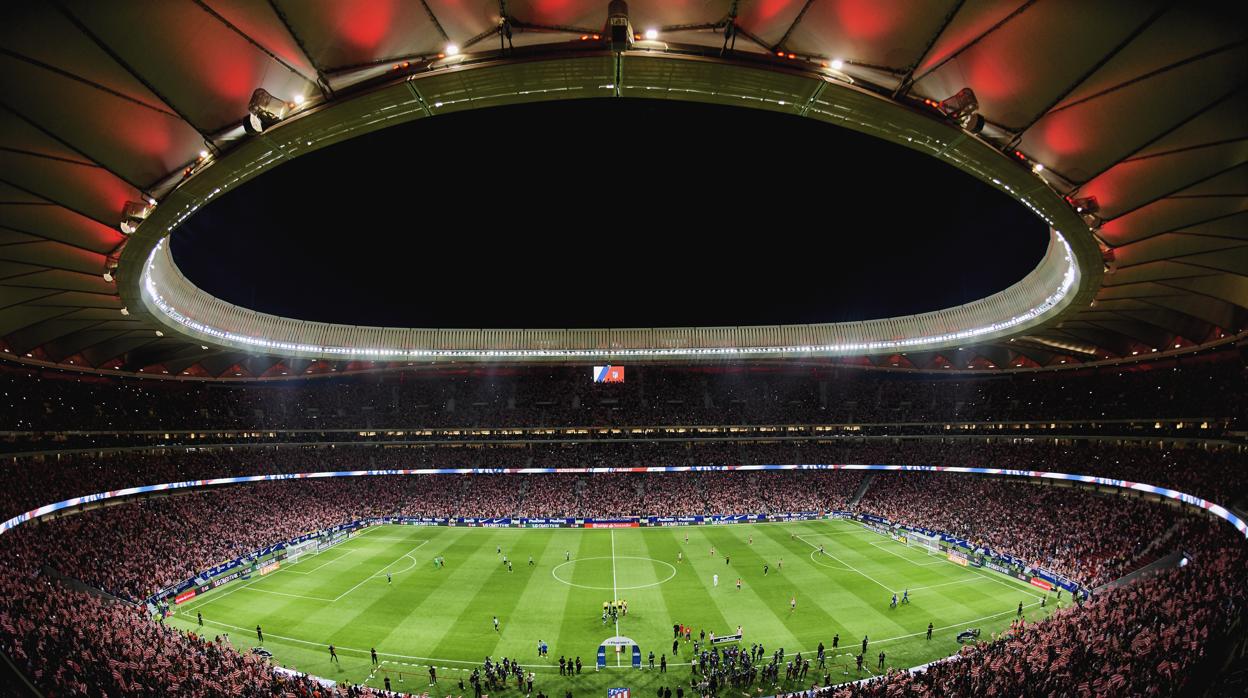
[172,98,1048,328]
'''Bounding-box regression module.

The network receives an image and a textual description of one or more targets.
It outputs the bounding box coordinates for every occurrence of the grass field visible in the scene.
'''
[170,519,1060,695]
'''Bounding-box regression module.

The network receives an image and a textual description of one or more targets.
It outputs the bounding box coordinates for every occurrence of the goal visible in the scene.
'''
[907,531,942,555]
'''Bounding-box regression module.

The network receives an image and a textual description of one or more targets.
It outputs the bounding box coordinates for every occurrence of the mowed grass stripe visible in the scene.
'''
[164,521,1068,693]
[554,529,603,669]
[429,529,543,661]
[758,523,909,639]
[497,530,576,660]
[694,526,805,650]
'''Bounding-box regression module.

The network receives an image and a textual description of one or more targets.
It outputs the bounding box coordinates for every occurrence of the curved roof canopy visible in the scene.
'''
[1,0,1245,379]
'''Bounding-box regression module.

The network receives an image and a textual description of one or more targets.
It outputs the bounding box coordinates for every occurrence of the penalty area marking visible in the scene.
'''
[551,556,677,591]
[807,549,855,572]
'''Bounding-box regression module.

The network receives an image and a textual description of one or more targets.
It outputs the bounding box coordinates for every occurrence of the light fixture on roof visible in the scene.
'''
[644,28,658,40]
[118,200,154,235]
[445,43,460,56]
[1031,163,1044,173]
[119,307,129,316]
[937,87,984,134]
[292,94,305,106]
[830,58,844,70]
[243,88,291,134]
[606,0,634,52]
[1070,196,1099,215]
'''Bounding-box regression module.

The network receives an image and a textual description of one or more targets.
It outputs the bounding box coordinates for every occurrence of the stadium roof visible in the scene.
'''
[1,1,1245,379]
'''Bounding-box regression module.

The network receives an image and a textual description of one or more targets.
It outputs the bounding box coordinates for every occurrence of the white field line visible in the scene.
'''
[303,547,362,574]
[868,540,946,568]
[962,564,1046,601]
[179,527,389,610]
[334,540,429,602]
[795,534,896,594]
[849,520,1048,600]
[807,549,855,572]
[241,587,336,603]
[904,577,983,593]
[611,529,620,667]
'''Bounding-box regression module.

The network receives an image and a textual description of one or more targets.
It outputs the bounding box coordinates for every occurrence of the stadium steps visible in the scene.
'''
[848,472,877,507]
[1094,550,1185,594]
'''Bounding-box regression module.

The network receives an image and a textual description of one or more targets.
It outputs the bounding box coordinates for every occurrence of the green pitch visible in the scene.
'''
[170,520,1059,695]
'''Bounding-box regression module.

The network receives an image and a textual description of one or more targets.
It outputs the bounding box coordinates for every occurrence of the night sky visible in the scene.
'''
[172,98,1048,329]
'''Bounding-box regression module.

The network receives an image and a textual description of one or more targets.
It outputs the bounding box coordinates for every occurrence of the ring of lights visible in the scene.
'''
[120,50,1102,363]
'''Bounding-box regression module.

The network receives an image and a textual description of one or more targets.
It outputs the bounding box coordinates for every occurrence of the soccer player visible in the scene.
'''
[749,535,753,545]
[832,634,839,651]
[1017,601,1024,616]
[256,625,263,644]
[736,578,742,590]
[890,593,897,609]
[387,573,392,584]
[678,551,683,563]
[684,533,689,544]
[710,545,715,557]
[429,666,437,684]
[502,554,508,565]
[328,644,339,664]
[855,654,863,672]
[878,651,885,671]
[565,550,571,561]
[660,654,666,672]
[372,647,379,665]
[862,635,868,655]
[648,651,655,669]
[790,596,796,612]
[763,564,769,576]
[197,611,203,627]
[602,610,608,626]
[494,616,500,632]
[713,573,719,587]
[672,639,679,655]
[778,558,783,570]
[902,589,909,604]
[926,622,933,640]
[497,546,502,555]
[508,561,513,572]
[529,555,534,566]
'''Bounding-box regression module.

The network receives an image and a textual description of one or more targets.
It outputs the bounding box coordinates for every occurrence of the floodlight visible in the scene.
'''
[938,88,984,134]
[830,59,844,70]
[243,88,291,134]
[119,200,154,235]
[606,0,634,51]
[644,28,657,40]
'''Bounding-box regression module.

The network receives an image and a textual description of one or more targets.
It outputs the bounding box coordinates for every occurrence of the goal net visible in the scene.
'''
[907,532,942,555]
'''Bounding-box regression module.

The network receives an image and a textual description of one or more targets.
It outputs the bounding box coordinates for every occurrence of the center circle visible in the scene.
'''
[551,556,678,591]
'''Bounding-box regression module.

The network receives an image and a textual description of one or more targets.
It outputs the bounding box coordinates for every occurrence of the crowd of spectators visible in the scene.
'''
[858,473,1178,587]
[0,465,1241,696]
[3,358,1243,432]
[3,439,1243,525]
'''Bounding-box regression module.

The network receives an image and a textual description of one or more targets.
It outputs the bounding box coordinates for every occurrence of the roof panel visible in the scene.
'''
[785,0,959,70]
[912,0,1165,129]
[1020,46,1248,182]
[273,0,442,71]
[66,0,312,133]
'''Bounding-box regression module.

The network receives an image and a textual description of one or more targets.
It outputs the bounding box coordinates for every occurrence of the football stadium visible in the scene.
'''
[1,2,1247,697]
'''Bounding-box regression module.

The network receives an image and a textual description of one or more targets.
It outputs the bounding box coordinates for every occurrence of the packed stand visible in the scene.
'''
[2,439,1243,525]
[3,358,1243,432]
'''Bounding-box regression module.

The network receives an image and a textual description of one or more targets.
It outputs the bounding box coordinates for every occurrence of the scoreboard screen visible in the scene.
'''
[592,366,625,383]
